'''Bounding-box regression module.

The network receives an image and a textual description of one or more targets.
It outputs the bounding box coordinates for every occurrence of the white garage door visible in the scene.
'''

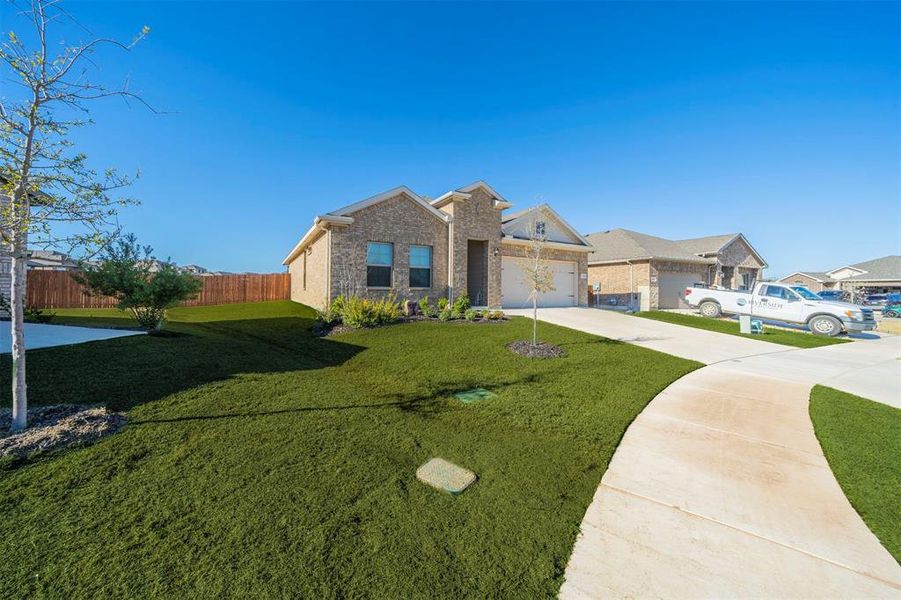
[502,256,576,308]
[658,272,705,309]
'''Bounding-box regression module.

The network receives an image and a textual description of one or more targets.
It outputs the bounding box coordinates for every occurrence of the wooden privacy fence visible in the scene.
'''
[27,270,291,309]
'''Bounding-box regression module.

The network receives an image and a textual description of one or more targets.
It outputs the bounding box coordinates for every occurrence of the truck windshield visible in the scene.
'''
[791,287,822,301]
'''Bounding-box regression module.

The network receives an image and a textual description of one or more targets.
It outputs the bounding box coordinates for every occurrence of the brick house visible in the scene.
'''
[282,181,592,310]
[584,229,767,310]
[778,255,901,294]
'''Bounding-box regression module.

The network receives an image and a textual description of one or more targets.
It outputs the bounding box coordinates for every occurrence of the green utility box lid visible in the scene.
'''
[453,388,496,404]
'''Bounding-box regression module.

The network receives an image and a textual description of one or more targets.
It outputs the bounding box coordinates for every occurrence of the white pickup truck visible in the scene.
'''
[683,282,877,336]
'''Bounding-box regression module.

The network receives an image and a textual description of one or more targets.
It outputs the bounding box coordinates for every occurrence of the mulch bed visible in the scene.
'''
[506,340,566,359]
[0,404,127,459]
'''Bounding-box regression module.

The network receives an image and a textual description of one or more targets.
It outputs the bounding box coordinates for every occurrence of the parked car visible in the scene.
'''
[818,289,845,301]
[863,294,890,307]
[683,282,877,336]
[881,293,901,318]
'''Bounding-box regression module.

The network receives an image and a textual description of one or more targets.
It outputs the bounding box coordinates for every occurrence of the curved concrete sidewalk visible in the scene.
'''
[507,309,901,597]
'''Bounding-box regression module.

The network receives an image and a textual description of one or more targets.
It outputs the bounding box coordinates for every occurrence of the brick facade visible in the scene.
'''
[285,185,591,311]
[328,192,450,308]
[441,188,503,308]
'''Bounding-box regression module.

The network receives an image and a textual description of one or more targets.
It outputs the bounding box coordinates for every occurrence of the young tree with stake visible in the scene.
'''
[518,211,555,347]
[0,0,152,431]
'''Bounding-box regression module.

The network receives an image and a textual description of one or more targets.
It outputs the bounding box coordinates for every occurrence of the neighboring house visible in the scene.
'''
[779,255,901,294]
[26,249,80,271]
[777,271,836,293]
[585,229,767,310]
[282,181,592,310]
[182,264,209,275]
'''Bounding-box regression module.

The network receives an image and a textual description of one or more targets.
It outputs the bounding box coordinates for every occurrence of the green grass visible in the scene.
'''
[635,311,850,348]
[809,385,900,563]
[0,301,699,598]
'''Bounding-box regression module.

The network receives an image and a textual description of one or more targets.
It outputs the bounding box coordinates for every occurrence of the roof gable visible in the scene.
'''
[501,204,591,247]
[330,186,450,223]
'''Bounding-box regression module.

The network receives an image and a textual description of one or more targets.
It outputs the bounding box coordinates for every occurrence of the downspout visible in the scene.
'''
[447,216,454,303]
[325,228,333,306]
[626,259,635,309]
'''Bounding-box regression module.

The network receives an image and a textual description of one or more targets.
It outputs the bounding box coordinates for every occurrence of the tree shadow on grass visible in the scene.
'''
[0,316,365,412]
[128,376,542,425]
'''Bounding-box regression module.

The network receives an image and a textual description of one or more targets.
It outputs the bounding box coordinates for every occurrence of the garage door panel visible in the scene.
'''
[502,256,576,308]
[658,272,706,309]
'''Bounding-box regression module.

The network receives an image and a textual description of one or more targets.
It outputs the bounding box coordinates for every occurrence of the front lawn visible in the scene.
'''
[0,301,699,598]
[809,385,900,562]
[635,311,850,348]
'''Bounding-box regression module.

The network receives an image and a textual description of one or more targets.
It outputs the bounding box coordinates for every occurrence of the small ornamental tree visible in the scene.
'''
[519,211,555,346]
[76,234,202,330]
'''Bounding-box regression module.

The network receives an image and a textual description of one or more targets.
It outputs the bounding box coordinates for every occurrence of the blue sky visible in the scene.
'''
[3,1,899,277]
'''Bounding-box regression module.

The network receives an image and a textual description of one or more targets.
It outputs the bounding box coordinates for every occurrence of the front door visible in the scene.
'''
[467,240,488,306]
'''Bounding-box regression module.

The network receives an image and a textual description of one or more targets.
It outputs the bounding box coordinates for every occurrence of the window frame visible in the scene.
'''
[366,241,394,289]
[408,244,433,289]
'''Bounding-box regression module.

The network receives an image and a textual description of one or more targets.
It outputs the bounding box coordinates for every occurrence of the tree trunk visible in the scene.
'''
[10,241,28,431]
[532,294,538,346]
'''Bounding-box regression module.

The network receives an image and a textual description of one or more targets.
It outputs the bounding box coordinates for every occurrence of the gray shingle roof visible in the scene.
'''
[585,229,712,264]
[844,255,901,281]
[673,234,739,256]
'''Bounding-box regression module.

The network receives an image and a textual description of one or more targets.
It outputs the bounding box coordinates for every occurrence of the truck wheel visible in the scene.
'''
[699,301,721,318]
[808,315,842,337]
[884,309,898,319]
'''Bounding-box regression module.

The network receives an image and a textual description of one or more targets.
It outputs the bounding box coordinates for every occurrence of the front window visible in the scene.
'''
[409,245,432,288]
[791,286,822,301]
[366,242,393,288]
[534,221,546,237]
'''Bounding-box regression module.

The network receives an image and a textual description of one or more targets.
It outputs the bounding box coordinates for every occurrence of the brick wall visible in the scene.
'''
[441,188,503,308]
[288,230,330,310]
[329,192,450,307]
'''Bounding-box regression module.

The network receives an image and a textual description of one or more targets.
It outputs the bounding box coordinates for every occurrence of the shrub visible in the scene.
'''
[418,296,430,313]
[488,310,504,320]
[24,306,55,324]
[452,294,471,314]
[75,233,203,331]
[437,297,449,311]
[438,308,453,321]
[372,294,402,325]
[341,296,377,328]
[319,295,346,325]
[421,305,437,318]
[464,308,478,322]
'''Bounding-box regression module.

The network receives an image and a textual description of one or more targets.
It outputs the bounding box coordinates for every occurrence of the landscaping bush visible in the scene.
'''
[464,308,478,322]
[452,294,471,314]
[372,294,402,325]
[419,296,437,318]
[319,294,401,329]
[341,296,377,328]
[437,297,449,311]
[75,234,202,331]
[319,295,346,325]
[488,310,505,320]
[438,308,453,321]
[24,306,55,324]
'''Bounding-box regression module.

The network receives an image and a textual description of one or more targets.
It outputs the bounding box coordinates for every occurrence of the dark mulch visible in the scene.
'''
[506,340,566,359]
[0,404,127,459]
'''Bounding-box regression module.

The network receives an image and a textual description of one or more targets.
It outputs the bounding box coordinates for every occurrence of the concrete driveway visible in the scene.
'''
[506,308,901,597]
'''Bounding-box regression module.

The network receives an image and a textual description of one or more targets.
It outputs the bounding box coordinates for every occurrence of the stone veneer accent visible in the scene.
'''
[440,187,504,308]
